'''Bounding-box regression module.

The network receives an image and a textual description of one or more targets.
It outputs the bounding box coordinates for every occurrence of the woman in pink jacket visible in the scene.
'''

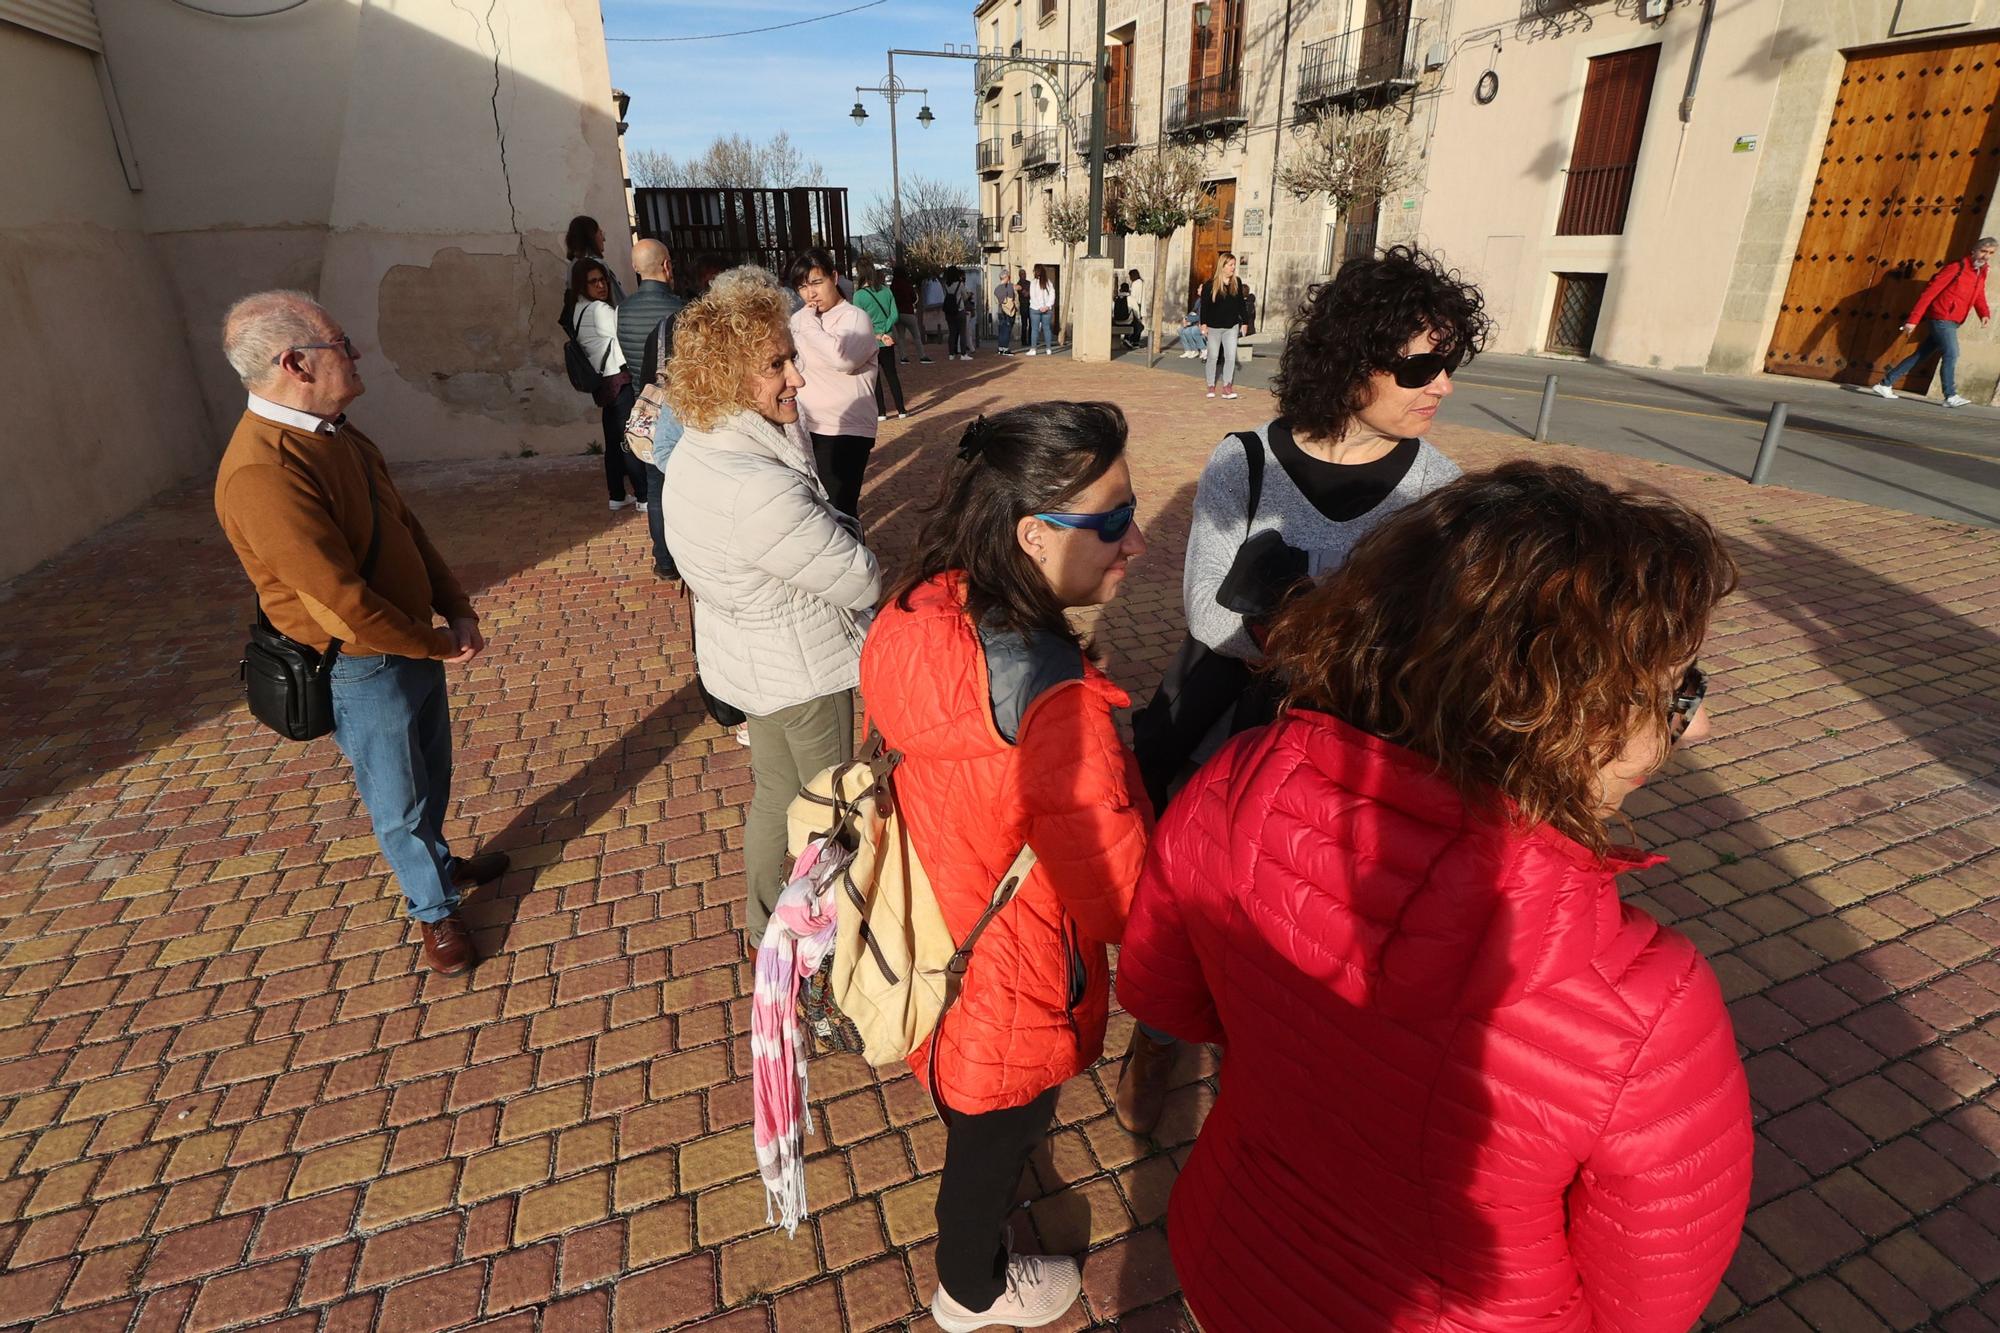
[787,247,882,521]
[1120,460,1754,1333]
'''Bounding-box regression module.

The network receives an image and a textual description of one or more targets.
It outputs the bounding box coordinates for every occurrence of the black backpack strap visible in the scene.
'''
[639,308,680,388]
[1232,430,1265,537]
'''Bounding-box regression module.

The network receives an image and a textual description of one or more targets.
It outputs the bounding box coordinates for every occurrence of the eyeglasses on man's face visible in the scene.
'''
[273,335,358,366]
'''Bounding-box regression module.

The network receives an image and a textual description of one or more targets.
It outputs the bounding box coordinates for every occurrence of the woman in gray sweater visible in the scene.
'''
[1183,246,1490,664]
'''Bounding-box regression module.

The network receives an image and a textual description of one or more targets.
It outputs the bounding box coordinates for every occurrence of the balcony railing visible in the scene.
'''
[1297,15,1421,108]
[977,137,1005,173]
[1556,161,1639,236]
[1073,101,1139,154]
[1166,74,1245,135]
[1022,127,1059,171]
[980,216,1005,246]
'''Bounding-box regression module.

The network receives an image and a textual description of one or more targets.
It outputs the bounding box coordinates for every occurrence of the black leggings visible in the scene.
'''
[809,432,875,522]
[602,383,646,502]
[934,1086,1058,1310]
[874,353,906,414]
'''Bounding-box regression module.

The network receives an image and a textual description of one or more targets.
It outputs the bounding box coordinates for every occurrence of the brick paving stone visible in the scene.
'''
[5,357,2000,1329]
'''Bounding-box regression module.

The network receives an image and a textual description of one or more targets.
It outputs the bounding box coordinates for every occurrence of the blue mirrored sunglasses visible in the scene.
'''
[1034,500,1137,543]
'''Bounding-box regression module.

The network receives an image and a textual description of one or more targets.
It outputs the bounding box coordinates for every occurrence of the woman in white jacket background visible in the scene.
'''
[661,268,882,944]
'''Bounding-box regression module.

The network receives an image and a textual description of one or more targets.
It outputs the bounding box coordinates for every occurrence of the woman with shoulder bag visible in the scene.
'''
[660,267,882,946]
[567,256,649,512]
[861,402,1169,1332]
[1133,245,1481,812]
[1120,461,1753,1333]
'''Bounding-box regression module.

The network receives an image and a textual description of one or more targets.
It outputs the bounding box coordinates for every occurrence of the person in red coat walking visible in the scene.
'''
[860,402,1159,1332]
[1873,236,1994,407]
[1119,460,1755,1333]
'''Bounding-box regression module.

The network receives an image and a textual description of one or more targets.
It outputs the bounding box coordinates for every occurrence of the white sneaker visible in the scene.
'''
[1944,394,1972,408]
[732,724,749,746]
[930,1250,1081,1332]
[878,414,888,421]
[634,501,648,514]
[608,499,630,511]
[1869,383,1898,399]
[1206,389,1217,399]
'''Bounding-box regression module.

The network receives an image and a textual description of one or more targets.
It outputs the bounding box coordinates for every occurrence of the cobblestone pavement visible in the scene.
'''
[2,354,1998,1332]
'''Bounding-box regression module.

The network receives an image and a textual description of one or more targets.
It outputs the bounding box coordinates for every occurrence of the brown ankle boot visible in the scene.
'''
[1113,1026,1178,1136]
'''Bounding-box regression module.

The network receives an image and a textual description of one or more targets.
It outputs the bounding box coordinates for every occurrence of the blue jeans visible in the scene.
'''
[330,653,460,923]
[1030,309,1054,351]
[997,314,1014,351]
[1179,325,1206,352]
[1882,318,1961,398]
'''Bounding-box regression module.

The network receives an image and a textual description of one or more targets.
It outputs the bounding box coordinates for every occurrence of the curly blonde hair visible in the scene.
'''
[665,266,791,431]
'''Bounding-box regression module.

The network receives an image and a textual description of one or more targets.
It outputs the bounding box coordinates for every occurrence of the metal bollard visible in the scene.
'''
[1750,402,1788,485]
[1533,374,1559,442]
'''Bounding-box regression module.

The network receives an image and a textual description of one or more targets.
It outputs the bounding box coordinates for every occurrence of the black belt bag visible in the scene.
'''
[239,460,381,742]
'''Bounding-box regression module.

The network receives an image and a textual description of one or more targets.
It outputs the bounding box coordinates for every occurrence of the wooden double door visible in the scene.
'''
[1765,34,2000,387]
[1188,179,1237,310]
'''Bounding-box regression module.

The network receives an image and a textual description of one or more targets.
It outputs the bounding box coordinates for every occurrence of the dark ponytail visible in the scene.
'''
[895,401,1127,644]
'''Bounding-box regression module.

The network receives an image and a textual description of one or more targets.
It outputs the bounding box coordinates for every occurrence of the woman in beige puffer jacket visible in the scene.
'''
[661,267,881,944]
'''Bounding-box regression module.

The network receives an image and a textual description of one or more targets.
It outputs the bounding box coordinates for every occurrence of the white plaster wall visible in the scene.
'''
[0,23,214,582]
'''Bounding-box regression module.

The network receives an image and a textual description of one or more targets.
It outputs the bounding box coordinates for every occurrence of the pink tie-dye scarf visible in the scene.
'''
[752,837,843,1235]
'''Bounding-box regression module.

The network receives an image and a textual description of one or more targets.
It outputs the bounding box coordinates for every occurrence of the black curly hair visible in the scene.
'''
[1273,245,1491,442]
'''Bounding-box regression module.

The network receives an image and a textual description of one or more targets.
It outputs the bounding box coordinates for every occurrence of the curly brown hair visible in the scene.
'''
[1261,461,1738,853]
[664,267,790,432]
[1273,245,1490,443]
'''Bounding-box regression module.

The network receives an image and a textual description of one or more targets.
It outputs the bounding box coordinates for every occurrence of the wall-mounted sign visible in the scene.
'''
[1733,134,1759,153]
[1402,198,1417,210]
[1241,208,1264,236]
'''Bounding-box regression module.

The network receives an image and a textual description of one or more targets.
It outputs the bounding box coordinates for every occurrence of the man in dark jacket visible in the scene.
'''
[620,240,686,577]
[1874,236,1995,408]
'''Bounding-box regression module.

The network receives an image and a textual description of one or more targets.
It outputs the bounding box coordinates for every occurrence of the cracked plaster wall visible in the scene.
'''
[88,0,630,459]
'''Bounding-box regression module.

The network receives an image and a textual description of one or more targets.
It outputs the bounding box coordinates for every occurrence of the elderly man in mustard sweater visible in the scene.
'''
[213,291,507,976]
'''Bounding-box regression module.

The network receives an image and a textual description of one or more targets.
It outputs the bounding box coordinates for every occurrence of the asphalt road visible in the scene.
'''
[1109,342,2000,529]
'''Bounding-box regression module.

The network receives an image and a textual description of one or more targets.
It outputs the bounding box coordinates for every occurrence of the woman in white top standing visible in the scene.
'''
[787,247,882,524]
[1027,264,1057,356]
[567,256,648,512]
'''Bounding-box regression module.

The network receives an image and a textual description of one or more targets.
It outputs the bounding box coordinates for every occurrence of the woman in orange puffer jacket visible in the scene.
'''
[1120,461,1755,1333]
[860,402,1161,1332]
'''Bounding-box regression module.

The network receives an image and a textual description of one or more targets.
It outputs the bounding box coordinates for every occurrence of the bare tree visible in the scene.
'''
[1043,193,1091,345]
[632,131,828,188]
[1108,145,1218,366]
[1277,106,1421,246]
[862,175,975,278]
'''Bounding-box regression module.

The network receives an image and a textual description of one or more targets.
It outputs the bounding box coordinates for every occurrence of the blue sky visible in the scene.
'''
[604,0,980,226]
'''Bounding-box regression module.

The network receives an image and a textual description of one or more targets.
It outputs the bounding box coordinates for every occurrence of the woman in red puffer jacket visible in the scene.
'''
[861,402,1161,1333]
[1120,460,1754,1333]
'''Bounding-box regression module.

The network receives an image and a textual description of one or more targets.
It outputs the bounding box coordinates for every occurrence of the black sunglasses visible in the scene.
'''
[1668,664,1708,743]
[1383,346,1468,389]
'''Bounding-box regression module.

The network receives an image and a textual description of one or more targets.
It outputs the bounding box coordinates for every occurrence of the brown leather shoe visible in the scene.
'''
[450,851,510,890]
[1114,1025,1179,1136]
[419,915,477,976]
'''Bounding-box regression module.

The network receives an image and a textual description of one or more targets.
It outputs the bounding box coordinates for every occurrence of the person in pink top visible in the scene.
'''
[787,248,882,520]
[1873,236,1994,408]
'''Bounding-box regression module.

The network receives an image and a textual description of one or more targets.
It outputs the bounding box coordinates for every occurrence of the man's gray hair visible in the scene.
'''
[1981,236,1999,248]
[221,290,328,387]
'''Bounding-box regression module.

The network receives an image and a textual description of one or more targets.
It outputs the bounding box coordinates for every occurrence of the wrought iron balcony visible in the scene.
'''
[980,216,1005,247]
[1073,100,1139,155]
[1166,74,1245,136]
[1022,127,1059,171]
[978,137,1005,174]
[977,54,1003,92]
[1297,14,1422,109]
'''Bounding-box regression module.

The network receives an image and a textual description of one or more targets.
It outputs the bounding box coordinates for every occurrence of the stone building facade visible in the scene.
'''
[969,0,2000,404]
[970,0,1447,341]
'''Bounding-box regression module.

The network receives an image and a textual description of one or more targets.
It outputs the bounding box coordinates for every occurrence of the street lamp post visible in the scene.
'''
[850,68,933,261]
